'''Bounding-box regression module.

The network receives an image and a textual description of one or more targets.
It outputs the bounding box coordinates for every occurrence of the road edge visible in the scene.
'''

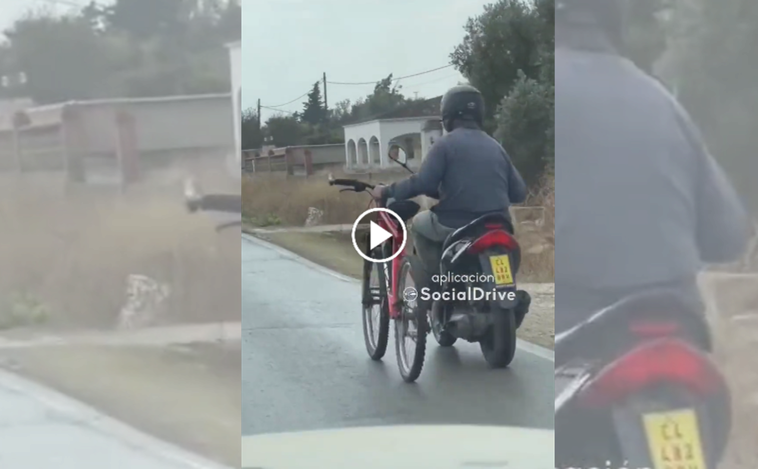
[0,368,233,469]
[243,233,554,362]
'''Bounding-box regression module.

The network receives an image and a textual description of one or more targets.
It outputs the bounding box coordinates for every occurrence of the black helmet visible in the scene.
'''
[556,0,625,39]
[440,84,484,132]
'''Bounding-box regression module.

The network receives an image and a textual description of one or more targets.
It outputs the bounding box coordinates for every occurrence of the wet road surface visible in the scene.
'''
[0,369,230,468]
[242,236,554,436]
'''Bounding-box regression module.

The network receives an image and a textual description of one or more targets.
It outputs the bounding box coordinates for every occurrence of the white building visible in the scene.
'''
[227,41,241,167]
[342,97,443,172]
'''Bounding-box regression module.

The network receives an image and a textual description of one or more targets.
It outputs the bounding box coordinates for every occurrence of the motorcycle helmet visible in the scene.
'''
[440,84,485,132]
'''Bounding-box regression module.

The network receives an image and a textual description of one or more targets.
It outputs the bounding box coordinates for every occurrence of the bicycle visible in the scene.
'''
[328,174,429,383]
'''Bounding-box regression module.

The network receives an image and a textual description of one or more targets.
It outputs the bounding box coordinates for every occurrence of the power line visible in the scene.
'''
[401,72,461,90]
[259,63,456,112]
[327,64,454,86]
[265,90,311,109]
[260,105,296,115]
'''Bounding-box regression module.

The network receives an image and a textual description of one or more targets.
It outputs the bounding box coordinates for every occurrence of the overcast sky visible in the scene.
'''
[242,0,493,120]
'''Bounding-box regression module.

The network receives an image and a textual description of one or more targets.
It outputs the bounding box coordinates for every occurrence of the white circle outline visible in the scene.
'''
[351,207,407,263]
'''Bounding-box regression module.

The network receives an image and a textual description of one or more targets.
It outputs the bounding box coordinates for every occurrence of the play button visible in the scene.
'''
[369,221,392,250]
[351,208,408,263]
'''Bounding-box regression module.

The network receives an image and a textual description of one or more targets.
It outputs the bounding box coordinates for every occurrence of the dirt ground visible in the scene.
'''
[0,342,241,466]
[0,168,241,465]
[0,173,240,328]
[246,229,556,350]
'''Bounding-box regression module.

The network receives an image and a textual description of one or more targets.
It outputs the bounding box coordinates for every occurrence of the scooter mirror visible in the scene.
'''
[387,143,407,164]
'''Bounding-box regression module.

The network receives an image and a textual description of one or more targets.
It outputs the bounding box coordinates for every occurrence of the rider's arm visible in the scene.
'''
[677,104,751,263]
[504,147,527,204]
[383,140,447,201]
[198,194,242,214]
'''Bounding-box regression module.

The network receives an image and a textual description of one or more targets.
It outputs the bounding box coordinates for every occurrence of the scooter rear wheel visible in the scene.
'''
[479,304,517,368]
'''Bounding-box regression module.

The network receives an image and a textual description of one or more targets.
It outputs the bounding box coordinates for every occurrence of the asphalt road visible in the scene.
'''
[242,235,554,436]
[0,369,230,469]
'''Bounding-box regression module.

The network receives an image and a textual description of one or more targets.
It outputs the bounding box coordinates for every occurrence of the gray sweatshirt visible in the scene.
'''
[555,47,750,289]
[385,126,527,228]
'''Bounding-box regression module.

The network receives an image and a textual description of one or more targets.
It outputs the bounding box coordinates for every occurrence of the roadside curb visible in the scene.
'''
[0,368,233,469]
[0,322,242,349]
[243,233,554,362]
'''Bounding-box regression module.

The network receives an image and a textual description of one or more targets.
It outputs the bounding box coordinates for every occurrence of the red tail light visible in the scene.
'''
[579,338,723,408]
[469,230,518,254]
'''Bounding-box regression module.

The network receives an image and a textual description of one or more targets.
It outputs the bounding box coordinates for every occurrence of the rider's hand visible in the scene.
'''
[183,178,203,212]
[369,185,386,201]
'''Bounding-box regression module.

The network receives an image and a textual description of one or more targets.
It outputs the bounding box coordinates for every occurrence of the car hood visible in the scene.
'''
[242,425,553,469]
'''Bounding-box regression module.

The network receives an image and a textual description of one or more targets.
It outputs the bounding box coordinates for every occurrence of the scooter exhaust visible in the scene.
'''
[447,313,473,340]
[447,313,491,341]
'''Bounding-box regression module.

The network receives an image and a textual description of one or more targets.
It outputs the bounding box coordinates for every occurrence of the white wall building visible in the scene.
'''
[342,96,443,172]
[227,41,241,167]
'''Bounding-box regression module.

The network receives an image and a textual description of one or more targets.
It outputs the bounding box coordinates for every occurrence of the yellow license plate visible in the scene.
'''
[489,255,513,286]
[643,409,707,469]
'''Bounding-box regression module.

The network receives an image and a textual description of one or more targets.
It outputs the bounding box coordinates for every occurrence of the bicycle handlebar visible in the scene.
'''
[328,177,375,192]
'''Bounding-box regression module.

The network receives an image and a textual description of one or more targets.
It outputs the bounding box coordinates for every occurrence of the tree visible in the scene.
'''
[264,115,308,147]
[328,99,352,125]
[241,107,262,150]
[666,0,758,211]
[623,0,669,73]
[451,0,546,129]
[4,14,112,103]
[495,6,554,184]
[495,69,553,185]
[300,81,326,125]
[348,74,409,121]
[103,0,187,38]
[2,0,239,103]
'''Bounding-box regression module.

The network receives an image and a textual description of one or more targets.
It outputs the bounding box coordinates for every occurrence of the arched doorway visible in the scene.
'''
[357,138,368,166]
[369,136,381,167]
[347,139,357,167]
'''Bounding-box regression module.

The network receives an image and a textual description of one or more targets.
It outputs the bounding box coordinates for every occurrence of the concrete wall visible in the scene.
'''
[287,144,344,165]
[75,95,234,154]
[0,94,235,184]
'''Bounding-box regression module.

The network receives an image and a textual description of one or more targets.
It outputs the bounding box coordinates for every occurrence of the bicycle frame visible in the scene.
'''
[371,199,409,320]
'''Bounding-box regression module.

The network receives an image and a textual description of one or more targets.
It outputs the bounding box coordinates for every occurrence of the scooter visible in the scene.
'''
[554,288,731,469]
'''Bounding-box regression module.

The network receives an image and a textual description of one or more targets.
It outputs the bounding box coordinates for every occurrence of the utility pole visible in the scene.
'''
[257,98,261,130]
[322,72,328,111]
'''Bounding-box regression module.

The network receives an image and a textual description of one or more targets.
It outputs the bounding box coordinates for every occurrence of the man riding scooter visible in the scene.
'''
[369,84,531,321]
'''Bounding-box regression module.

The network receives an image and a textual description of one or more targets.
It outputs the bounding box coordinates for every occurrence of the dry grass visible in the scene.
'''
[0,168,240,330]
[241,170,407,227]
[521,173,555,281]
[699,274,758,469]
[242,171,555,281]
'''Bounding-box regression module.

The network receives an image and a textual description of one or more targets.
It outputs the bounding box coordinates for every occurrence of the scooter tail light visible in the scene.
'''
[468,230,518,254]
[629,320,680,337]
[578,338,724,407]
